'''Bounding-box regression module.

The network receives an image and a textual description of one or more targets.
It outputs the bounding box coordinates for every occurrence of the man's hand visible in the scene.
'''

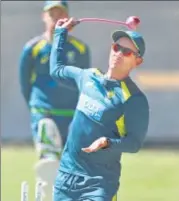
[82,137,109,153]
[55,17,79,31]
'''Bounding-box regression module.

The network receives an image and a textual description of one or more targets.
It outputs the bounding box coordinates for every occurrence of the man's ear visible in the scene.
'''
[136,57,143,66]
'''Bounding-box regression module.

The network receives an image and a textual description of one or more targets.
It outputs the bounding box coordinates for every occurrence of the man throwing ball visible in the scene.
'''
[50,18,149,201]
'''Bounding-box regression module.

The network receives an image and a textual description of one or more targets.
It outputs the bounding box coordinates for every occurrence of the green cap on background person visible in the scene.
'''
[43,0,69,13]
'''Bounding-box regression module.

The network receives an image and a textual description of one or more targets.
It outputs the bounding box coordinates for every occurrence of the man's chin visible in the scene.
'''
[110,63,122,69]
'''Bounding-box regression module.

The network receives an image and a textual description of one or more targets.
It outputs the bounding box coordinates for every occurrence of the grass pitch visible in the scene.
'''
[1,147,179,201]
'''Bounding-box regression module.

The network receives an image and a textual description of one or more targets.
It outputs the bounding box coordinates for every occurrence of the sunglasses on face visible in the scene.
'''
[112,43,140,57]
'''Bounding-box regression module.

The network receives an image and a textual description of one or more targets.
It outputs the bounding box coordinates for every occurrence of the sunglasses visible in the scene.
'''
[112,43,140,57]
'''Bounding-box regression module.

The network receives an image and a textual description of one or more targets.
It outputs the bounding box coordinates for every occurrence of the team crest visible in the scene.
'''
[40,55,49,64]
[67,51,75,64]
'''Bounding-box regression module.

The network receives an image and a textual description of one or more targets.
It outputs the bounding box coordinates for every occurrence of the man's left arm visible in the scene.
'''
[82,94,149,153]
[108,94,149,153]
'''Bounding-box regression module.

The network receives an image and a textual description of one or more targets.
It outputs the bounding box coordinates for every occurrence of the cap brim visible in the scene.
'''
[43,4,67,12]
[112,30,139,51]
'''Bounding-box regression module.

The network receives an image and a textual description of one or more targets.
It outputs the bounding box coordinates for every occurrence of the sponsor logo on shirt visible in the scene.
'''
[77,93,105,121]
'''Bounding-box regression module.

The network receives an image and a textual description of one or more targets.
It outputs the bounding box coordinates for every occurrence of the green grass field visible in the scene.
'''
[1,147,179,201]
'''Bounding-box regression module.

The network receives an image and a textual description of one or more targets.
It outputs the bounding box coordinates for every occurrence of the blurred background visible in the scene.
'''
[1,1,179,201]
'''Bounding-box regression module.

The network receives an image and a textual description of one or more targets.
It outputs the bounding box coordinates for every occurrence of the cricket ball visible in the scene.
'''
[126,16,140,30]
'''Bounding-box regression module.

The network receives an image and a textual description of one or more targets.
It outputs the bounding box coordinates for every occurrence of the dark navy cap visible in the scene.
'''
[43,1,68,12]
[112,30,145,57]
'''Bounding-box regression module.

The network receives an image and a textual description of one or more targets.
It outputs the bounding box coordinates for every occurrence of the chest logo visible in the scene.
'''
[67,51,75,64]
[77,94,105,121]
[107,90,115,99]
[40,55,49,64]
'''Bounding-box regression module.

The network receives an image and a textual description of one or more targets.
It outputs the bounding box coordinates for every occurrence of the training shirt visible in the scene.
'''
[50,27,149,186]
[19,33,91,116]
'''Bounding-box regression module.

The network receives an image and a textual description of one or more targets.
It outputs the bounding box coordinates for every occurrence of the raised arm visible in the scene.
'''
[50,18,84,87]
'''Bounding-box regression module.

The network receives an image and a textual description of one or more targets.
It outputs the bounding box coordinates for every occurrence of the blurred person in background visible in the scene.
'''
[50,18,149,201]
[19,1,91,200]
